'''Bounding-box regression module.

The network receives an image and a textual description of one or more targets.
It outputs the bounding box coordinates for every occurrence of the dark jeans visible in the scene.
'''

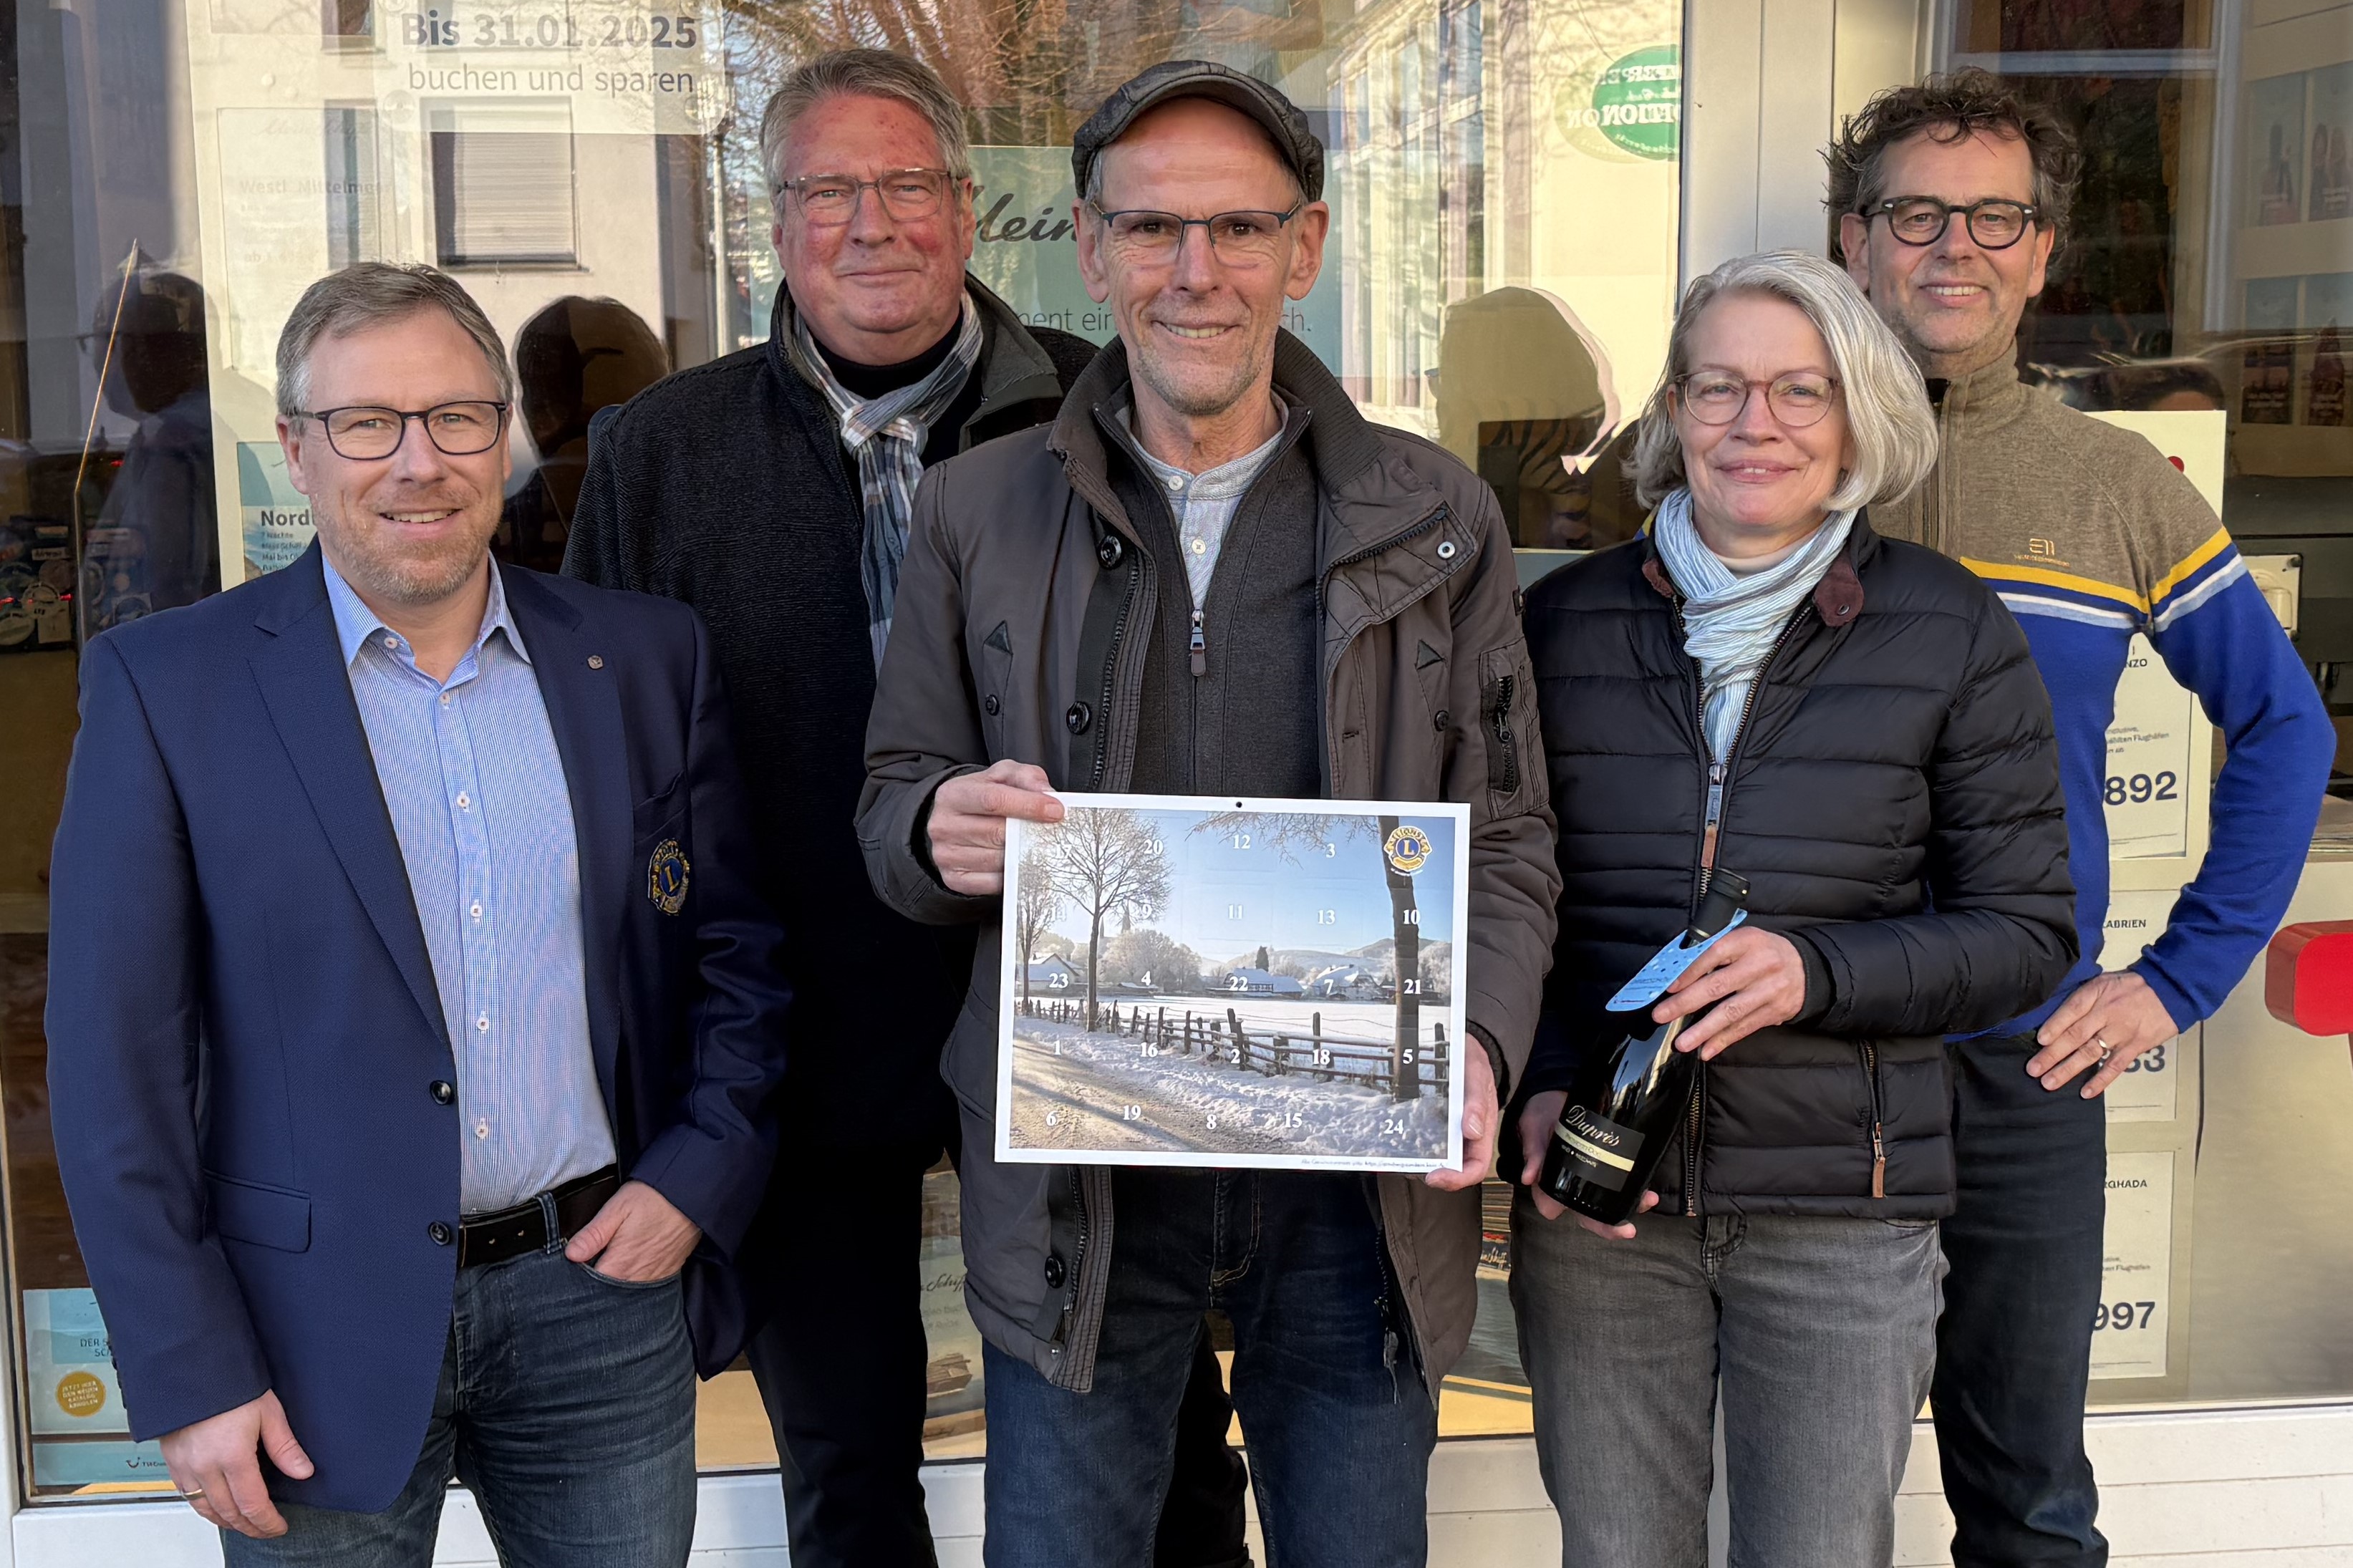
[981,1169,1436,1568]
[223,1243,696,1567]
[1933,1032,2108,1567]
[743,1141,1250,1568]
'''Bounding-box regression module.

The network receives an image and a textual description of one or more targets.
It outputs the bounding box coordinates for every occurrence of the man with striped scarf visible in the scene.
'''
[565,47,1249,1568]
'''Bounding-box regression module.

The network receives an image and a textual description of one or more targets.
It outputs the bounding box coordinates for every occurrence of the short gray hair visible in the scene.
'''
[276,262,512,416]
[1632,250,1937,513]
[760,49,972,207]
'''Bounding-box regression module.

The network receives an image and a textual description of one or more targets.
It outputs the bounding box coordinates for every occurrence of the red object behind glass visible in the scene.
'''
[2264,921,2353,1060]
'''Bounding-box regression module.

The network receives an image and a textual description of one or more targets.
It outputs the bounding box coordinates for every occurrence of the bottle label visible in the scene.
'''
[1555,1106,1641,1191]
[1605,909,1747,1012]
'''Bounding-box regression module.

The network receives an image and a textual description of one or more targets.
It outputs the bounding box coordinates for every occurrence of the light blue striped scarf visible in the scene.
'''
[1653,488,1855,760]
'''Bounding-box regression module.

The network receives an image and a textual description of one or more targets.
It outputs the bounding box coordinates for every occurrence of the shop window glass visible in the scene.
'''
[0,0,1682,1503]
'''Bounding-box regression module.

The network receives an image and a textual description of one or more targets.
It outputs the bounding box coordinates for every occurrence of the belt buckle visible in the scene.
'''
[458,1199,549,1269]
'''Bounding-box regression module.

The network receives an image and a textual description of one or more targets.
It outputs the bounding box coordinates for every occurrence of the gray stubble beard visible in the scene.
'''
[1129,325,1277,422]
[324,505,498,610]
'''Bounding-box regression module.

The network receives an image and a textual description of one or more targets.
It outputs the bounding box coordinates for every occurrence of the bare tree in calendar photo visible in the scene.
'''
[995,795,1470,1173]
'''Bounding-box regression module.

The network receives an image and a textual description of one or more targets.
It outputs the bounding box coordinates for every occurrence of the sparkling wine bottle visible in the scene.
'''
[1537,871,1750,1225]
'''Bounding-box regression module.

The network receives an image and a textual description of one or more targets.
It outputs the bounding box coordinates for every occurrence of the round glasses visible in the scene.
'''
[1866,195,2041,251]
[1088,202,1305,268]
[783,168,957,226]
[300,402,508,460]
[1673,373,1840,428]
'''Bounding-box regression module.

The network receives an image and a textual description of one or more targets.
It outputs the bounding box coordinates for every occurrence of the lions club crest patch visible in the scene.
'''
[647,838,690,915]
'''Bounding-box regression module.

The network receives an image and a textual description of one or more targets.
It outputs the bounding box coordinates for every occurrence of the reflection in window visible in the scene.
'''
[497,296,669,574]
[1439,0,1484,306]
[2248,74,2306,228]
[2244,277,2299,427]
[715,0,1680,550]
[324,105,382,269]
[1436,287,1606,548]
[430,101,580,268]
[2309,64,2353,224]
[321,0,372,43]
[1949,0,2190,53]
[87,268,221,630]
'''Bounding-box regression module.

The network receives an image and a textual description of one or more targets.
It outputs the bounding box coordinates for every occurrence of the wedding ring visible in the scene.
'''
[2094,1036,2114,1064]
[183,1487,205,1500]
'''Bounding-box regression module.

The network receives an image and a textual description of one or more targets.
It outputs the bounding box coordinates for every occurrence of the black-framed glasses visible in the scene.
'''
[1672,372,1840,428]
[299,402,508,460]
[1086,201,1305,266]
[783,168,960,226]
[1865,195,2042,250]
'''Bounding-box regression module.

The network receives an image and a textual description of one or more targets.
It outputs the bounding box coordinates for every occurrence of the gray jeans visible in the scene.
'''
[1509,1194,1943,1568]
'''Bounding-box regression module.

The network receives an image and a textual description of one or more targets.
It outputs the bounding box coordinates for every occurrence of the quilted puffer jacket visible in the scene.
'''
[1519,513,2077,1218]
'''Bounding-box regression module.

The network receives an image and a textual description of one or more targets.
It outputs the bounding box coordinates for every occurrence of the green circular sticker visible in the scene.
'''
[1585,45,1680,160]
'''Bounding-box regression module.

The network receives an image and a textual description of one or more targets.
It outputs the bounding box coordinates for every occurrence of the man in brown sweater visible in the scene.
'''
[1832,70,2334,1568]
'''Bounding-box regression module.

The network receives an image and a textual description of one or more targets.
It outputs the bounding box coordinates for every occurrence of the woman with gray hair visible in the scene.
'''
[1508,250,2077,1566]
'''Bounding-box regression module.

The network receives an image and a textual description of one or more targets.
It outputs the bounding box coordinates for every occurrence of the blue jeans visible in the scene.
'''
[222,1243,697,1567]
[1512,1199,1943,1568]
[1932,1033,2109,1566]
[981,1169,1436,1568]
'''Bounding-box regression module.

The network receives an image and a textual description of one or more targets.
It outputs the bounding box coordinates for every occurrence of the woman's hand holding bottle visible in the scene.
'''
[1517,1088,1662,1239]
[1650,927,1810,1059]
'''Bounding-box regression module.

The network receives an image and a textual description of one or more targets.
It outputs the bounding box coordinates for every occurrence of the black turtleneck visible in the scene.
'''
[562,291,1101,1148]
[822,320,957,397]
[811,319,988,465]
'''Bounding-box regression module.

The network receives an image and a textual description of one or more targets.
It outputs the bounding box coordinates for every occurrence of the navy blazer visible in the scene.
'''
[45,543,791,1512]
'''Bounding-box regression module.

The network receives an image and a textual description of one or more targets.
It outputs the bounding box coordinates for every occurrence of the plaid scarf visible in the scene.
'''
[793,298,985,669]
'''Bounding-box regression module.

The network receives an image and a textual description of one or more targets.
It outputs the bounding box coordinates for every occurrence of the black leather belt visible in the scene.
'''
[456,1166,621,1270]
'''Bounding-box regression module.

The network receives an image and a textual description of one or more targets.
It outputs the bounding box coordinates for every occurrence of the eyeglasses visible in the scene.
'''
[299,402,508,460]
[1672,372,1840,428]
[1865,195,2042,250]
[1086,201,1305,267]
[782,168,959,226]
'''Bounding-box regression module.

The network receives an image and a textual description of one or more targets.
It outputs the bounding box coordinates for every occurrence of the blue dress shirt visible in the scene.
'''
[323,553,616,1212]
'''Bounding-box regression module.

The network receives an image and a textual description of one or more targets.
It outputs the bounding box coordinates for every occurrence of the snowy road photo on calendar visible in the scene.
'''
[995,793,1470,1173]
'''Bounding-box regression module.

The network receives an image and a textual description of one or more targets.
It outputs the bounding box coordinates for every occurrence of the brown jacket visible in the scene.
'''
[857,332,1559,1395]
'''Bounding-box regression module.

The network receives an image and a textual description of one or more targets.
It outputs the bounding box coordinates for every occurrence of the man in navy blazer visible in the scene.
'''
[46,261,791,1564]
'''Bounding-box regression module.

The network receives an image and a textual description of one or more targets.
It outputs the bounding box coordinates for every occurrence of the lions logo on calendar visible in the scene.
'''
[1383,824,1431,875]
[647,839,690,916]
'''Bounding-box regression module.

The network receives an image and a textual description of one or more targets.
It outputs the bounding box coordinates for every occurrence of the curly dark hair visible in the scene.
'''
[1825,68,2082,259]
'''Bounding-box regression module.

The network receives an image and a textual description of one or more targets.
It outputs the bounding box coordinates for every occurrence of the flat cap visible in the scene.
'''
[1072,60,1325,204]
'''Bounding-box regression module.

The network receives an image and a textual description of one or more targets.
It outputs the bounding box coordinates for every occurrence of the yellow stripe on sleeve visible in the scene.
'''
[1956,556,2149,614]
[2147,526,2234,608]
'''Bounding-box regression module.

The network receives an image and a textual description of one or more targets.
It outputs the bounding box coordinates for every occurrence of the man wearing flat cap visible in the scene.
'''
[859,60,1558,1567]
